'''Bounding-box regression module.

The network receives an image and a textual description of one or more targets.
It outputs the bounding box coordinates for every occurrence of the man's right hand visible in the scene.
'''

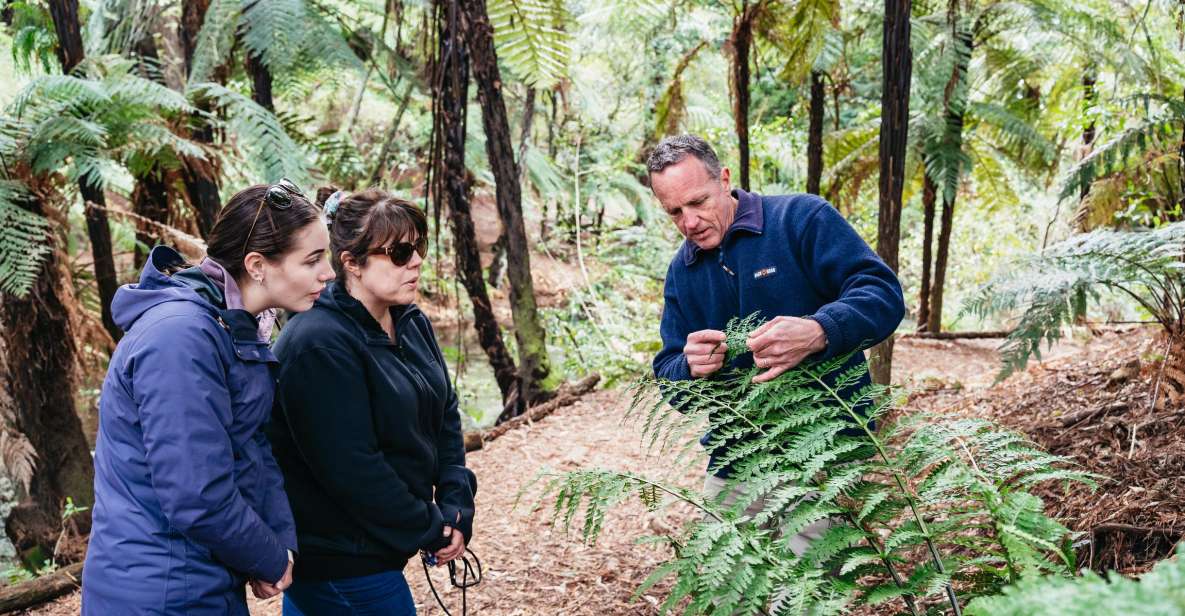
[684,329,727,377]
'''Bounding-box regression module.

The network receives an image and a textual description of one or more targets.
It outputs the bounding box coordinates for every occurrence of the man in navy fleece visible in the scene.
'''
[649,134,905,554]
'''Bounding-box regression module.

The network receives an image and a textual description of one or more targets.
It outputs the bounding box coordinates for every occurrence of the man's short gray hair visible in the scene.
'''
[646,134,722,179]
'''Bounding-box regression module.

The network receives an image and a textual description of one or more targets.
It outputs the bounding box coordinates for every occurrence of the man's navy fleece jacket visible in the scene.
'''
[653,189,905,476]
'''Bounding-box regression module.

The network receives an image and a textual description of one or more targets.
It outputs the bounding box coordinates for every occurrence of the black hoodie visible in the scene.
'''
[269,282,476,581]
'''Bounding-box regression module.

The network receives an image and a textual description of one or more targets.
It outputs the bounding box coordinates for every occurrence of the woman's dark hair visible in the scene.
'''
[319,187,428,282]
[205,184,322,279]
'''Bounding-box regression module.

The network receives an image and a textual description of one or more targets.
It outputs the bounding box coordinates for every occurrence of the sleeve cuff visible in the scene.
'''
[809,310,845,361]
[252,543,290,585]
[417,502,448,552]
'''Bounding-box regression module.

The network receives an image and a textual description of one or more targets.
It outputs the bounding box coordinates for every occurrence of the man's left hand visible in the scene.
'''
[747,316,828,383]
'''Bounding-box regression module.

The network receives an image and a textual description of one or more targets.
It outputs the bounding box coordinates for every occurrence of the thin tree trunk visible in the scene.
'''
[489,87,536,287]
[869,0,913,386]
[1180,87,1185,207]
[916,174,936,331]
[1080,71,1096,201]
[179,0,222,238]
[806,70,826,195]
[369,78,414,185]
[131,172,170,268]
[927,21,971,334]
[48,0,122,342]
[432,0,521,415]
[0,194,94,566]
[729,2,755,191]
[462,0,554,405]
[132,32,172,268]
[244,51,274,111]
[928,189,955,333]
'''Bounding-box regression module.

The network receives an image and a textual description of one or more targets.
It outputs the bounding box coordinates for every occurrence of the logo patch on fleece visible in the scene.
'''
[754,266,777,279]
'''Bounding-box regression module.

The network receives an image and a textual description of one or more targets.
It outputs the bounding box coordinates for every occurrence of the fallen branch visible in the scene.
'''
[901,330,1013,340]
[464,374,600,452]
[1059,401,1129,428]
[0,561,83,614]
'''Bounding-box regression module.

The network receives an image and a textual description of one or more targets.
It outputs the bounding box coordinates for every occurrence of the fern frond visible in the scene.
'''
[0,182,52,298]
[488,0,570,88]
[186,0,240,86]
[188,82,311,184]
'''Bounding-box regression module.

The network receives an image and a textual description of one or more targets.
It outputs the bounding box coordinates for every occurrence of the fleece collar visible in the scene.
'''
[679,188,764,266]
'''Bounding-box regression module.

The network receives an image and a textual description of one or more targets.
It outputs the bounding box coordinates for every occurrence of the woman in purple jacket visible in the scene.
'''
[82,181,335,615]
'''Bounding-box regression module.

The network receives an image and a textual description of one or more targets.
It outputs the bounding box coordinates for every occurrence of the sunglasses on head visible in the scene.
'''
[369,237,428,266]
[242,178,304,256]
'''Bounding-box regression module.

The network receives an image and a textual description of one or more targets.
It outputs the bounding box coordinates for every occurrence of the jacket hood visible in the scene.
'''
[111,246,224,332]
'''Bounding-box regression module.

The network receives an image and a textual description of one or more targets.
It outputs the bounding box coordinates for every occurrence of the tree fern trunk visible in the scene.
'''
[244,51,274,111]
[49,0,122,343]
[917,174,936,331]
[806,70,826,195]
[927,22,972,334]
[131,33,172,269]
[1080,71,1096,202]
[462,0,556,407]
[433,1,521,417]
[729,2,754,191]
[179,0,223,238]
[928,191,956,333]
[0,194,94,567]
[870,0,913,386]
[131,172,170,268]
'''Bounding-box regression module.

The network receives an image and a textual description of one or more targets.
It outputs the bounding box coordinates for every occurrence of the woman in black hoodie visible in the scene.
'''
[269,189,476,615]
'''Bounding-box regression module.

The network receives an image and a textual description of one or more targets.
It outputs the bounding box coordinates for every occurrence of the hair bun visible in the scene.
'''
[323,191,346,224]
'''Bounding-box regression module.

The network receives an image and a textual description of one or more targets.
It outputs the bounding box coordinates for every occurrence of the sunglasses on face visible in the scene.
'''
[369,237,428,266]
[243,178,304,256]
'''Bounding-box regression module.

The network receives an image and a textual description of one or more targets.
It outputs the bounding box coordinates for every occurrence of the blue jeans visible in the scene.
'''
[283,570,416,615]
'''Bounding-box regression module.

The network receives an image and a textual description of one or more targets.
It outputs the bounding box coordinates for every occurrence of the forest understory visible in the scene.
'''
[22,327,1182,616]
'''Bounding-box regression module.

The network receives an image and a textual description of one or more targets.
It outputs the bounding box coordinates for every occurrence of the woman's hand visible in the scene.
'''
[434,525,466,566]
[249,559,293,599]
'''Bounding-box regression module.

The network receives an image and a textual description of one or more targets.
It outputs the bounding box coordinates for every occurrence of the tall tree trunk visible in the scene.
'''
[179,0,222,238]
[244,51,274,111]
[131,172,170,268]
[0,193,94,566]
[928,189,955,333]
[927,20,971,334]
[432,1,521,417]
[1179,88,1185,207]
[462,0,555,405]
[48,0,122,342]
[916,174,936,331]
[132,33,172,268]
[489,87,536,287]
[1080,71,1096,201]
[869,0,913,386]
[729,2,755,191]
[806,70,826,195]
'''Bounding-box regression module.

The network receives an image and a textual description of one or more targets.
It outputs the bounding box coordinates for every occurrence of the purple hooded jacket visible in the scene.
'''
[82,246,296,615]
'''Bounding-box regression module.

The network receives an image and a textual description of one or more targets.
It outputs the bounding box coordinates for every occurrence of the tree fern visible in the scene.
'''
[536,316,1092,615]
[487,0,570,88]
[964,221,1185,377]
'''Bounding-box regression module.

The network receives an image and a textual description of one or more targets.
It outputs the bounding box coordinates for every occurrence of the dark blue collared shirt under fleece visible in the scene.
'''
[653,189,905,476]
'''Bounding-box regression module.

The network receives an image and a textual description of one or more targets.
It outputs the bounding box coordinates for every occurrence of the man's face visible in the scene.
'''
[650,158,736,251]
